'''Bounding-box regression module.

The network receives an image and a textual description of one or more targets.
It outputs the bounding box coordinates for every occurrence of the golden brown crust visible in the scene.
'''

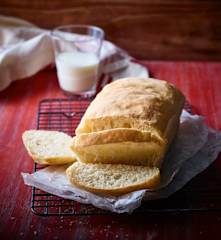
[31,155,75,165]
[73,128,165,148]
[73,77,185,168]
[76,77,185,138]
[72,142,165,167]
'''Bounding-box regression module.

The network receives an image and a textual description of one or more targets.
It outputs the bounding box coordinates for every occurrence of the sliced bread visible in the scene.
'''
[22,130,76,165]
[74,77,184,167]
[71,128,165,167]
[66,162,160,196]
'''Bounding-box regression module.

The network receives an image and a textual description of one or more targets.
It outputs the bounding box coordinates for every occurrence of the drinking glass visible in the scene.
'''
[52,25,104,96]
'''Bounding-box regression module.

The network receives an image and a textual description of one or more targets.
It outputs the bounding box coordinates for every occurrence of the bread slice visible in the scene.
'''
[66,162,160,196]
[71,128,166,167]
[22,130,76,165]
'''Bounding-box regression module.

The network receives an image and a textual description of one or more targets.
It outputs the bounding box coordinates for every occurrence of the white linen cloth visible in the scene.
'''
[22,110,221,213]
[0,15,148,92]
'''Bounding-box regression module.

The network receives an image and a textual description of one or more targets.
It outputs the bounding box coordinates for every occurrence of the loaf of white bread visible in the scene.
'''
[67,78,185,195]
[22,77,185,196]
[71,77,185,167]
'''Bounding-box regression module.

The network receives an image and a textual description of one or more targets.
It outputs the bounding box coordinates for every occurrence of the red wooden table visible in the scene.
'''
[0,61,221,240]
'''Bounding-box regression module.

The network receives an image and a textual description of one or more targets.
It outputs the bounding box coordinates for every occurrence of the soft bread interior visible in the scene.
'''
[22,130,76,165]
[66,162,160,196]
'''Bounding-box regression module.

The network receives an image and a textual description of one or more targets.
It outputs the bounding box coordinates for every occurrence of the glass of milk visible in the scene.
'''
[52,25,104,96]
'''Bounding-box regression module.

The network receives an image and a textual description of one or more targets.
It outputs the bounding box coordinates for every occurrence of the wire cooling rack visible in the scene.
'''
[31,98,221,216]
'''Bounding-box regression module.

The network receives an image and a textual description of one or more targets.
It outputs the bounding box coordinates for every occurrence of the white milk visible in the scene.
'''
[56,52,99,93]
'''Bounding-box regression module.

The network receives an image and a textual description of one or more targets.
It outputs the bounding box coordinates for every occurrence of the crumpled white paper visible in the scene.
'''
[21,110,221,213]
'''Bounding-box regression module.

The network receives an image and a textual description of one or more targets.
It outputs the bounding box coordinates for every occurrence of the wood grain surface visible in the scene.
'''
[0,61,221,239]
[1,0,221,60]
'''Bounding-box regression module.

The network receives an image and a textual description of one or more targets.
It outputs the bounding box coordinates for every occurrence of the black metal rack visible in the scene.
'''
[31,98,221,216]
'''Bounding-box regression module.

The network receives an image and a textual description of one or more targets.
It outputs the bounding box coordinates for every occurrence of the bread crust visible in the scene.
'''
[73,78,185,167]
[76,77,185,137]
[73,128,165,147]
